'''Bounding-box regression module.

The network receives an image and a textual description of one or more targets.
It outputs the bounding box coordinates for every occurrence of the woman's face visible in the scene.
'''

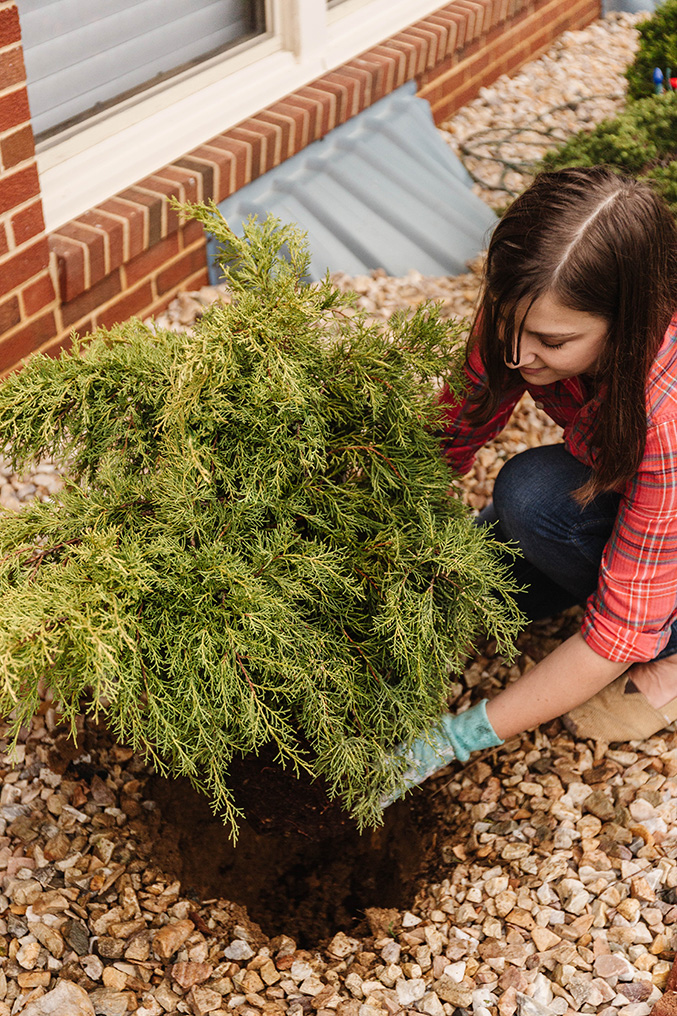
[504,290,609,386]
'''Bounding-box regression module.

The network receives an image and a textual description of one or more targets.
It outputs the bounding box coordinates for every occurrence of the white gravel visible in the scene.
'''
[3,13,676,1016]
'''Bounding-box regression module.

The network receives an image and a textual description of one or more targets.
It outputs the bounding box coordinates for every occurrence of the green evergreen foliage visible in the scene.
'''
[540,93,677,217]
[0,206,523,833]
[625,0,677,100]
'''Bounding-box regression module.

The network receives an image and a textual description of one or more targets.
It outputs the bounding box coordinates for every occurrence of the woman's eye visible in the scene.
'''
[540,339,564,350]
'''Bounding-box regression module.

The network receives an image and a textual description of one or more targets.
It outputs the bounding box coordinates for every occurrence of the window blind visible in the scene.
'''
[19,0,264,140]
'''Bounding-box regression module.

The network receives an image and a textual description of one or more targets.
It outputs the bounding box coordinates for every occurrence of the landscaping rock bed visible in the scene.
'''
[4,12,677,1016]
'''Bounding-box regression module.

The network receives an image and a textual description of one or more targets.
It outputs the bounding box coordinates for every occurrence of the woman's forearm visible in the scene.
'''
[485,630,630,740]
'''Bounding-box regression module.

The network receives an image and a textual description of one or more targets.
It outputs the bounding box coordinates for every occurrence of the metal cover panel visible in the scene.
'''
[207,82,497,283]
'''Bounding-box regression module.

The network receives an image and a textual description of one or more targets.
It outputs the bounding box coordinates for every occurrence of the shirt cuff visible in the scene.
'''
[581,604,673,663]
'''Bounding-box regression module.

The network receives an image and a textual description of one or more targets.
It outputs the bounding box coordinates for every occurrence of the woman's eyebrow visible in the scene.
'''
[525,329,579,340]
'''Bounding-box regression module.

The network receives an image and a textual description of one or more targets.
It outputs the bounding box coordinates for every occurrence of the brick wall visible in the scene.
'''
[0,0,601,373]
[0,1,58,373]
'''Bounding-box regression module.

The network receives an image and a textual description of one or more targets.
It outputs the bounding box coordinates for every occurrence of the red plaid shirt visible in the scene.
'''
[438,313,677,663]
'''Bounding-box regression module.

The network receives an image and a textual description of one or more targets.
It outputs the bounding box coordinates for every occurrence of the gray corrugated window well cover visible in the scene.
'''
[602,2,656,11]
[206,81,497,283]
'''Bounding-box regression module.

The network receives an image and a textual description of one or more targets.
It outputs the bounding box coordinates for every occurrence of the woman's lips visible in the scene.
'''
[519,365,546,375]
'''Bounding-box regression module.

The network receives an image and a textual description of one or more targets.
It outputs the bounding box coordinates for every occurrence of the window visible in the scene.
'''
[20,0,267,141]
[24,0,446,231]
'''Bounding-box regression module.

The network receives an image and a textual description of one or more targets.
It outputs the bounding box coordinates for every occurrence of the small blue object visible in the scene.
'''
[654,67,664,94]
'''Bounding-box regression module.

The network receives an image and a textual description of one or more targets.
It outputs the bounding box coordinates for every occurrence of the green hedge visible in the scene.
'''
[541,92,677,217]
[625,0,677,100]
[537,4,677,214]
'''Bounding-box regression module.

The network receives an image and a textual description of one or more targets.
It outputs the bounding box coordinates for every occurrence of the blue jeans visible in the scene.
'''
[479,444,677,661]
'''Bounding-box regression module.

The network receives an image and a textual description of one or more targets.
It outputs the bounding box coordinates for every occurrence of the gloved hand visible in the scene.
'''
[381,699,503,807]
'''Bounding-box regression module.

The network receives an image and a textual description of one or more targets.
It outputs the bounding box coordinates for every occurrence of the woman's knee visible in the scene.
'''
[492,445,589,544]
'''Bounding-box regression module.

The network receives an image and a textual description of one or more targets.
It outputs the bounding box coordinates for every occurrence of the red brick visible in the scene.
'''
[56,221,109,288]
[454,0,487,38]
[245,116,286,172]
[344,55,390,105]
[175,152,217,202]
[98,198,147,260]
[124,233,180,288]
[11,199,44,245]
[418,50,453,92]
[174,263,208,294]
[370,46,410,91]
[180,145,235,202]
[0,161,39,214]
[156,246,207,296]
[195,138,247,196]
[143,262,208,320]
[0,87,30,134]
[135,175,181,235]
[77,209,125,273]
[95,280,153,331]
[0,292,19,332]
[153,165,201,206]
[0,6,21,48]
[21,271,56,317]
[180,220,205,249]
[0,124,34,169]
[50,235,86,302]
[228,123,270,178]
[482,26,517,62]
[440,9,468,51]
[459,0,496,31]
[0,312,57,374]
[296,86,338,137]
[426,12,461,56]
[0,46,26,91]
[396,31,434,75]
[419,14,454,57]
[253,110,295,163]
[342,63,378,110]
[279,93,326,143]
[0,237,49,294]
[267,98,315,151]
[488,0,506,28]
[0,222,7,257]
[118,188,163,247]
[404,24,445,67]
[322,70,366,120]
[375,40,419,82]
[59,270,122,329]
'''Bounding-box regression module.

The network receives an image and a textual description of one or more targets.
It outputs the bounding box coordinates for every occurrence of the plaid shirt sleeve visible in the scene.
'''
[437,345,524,475]
[582,415,677,662]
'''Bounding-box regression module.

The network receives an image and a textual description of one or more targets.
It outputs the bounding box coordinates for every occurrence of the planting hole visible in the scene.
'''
[145,750,429,947]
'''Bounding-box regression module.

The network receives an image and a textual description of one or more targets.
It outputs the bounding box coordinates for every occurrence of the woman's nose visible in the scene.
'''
[506,336,538,369]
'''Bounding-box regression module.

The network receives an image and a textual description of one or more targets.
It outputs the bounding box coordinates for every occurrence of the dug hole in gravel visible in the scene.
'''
[3,11,677,1016]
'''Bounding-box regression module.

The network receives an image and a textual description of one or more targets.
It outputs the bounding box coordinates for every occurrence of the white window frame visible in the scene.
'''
[35,0,445,232]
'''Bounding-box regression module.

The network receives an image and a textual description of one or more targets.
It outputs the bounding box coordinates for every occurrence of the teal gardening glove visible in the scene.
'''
[381,699,504,807]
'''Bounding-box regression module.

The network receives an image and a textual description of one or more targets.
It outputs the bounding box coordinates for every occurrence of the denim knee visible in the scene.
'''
[493,447,566,545]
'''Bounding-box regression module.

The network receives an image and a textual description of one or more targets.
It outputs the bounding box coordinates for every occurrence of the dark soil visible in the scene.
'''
[146,751,430,947]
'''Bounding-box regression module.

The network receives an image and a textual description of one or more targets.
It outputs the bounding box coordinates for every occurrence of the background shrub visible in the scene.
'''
[541,93,677,216]
[625,0,677,100]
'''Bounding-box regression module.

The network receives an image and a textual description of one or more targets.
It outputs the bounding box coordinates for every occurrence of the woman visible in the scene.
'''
[390,166,677,799]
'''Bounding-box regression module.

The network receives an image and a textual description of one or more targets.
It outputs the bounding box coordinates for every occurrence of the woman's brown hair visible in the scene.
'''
[468,167,677,504]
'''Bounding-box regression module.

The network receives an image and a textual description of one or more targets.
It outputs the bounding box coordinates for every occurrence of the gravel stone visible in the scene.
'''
[4,13,677,1016]
[396,977,426,1005]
